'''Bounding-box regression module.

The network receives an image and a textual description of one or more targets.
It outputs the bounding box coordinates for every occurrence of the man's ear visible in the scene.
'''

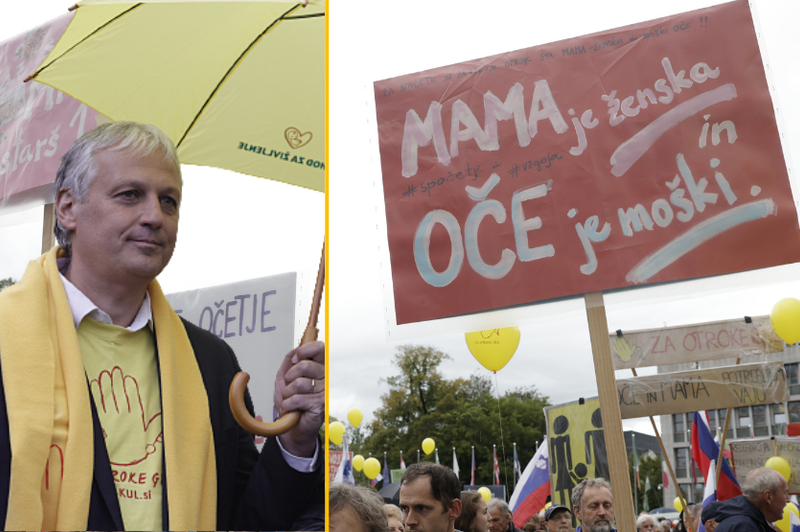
[55,188,78,231]
[573,505,582,523]
[449,498,463,522]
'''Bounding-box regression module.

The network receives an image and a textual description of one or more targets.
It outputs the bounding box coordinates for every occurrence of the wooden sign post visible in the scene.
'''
[41,203,55,254]
[584,292,635,532]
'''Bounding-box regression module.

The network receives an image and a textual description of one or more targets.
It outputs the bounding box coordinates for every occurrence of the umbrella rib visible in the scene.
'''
[285,13,325,20]
[32,3,143,79]
[176,3,307,149]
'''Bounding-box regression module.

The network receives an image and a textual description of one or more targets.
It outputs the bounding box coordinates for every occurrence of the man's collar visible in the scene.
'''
[58,257,153,331]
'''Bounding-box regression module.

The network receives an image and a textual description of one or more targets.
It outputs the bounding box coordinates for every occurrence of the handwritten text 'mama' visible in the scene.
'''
[400,80,567,177]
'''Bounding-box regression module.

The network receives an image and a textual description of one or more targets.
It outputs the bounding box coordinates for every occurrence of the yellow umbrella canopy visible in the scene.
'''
[29,0,325,192]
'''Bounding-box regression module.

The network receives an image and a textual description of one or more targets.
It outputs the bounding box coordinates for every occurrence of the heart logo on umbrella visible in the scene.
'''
[285,127,312,149]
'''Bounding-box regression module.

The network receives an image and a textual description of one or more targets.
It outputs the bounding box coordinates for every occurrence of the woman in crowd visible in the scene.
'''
[455,491,490,532]
[385,503,405,532]
[330,483,389,532]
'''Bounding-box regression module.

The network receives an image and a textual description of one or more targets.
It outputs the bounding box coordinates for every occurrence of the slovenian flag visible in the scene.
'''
[692,411,741,501]
[509,438,550,527]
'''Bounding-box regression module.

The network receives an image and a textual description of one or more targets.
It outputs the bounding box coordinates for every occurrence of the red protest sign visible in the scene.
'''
[374,0,800,325]
[0,14,104,208]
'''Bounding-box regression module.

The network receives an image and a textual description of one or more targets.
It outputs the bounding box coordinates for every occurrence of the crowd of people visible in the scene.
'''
[330,463,791,532]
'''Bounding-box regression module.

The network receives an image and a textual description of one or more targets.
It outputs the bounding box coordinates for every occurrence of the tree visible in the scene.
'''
[0,278,15,292]
[362,344,550,488]
[629,452,664,511]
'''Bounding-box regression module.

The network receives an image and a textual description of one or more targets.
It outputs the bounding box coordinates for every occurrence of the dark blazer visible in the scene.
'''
[0,318,324,531]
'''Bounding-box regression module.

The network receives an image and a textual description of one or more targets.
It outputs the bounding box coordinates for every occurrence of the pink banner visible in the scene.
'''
[0,13,103,210]
[374,0,800,325]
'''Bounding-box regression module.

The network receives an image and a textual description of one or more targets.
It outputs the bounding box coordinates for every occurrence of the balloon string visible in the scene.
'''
[494,371,509,496]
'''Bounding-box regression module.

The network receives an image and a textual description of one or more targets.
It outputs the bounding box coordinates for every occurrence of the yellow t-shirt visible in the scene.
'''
[78,318,163,531]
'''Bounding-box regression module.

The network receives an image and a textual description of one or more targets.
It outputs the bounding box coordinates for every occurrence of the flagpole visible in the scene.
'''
[471,445,476,486]
[716,357,740,485]
[513,442,518,489]
[633,433,638,515]
[417,449,421,463]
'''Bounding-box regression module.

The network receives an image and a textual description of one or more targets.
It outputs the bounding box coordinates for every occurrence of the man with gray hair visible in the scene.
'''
[714,467,789,531]
[636,513,658,532]
[571,478,616,532]
[488,498,521,532]
[0,122,325,530]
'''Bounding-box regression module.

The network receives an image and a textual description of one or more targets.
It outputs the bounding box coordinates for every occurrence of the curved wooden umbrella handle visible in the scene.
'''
[229,244,325,437]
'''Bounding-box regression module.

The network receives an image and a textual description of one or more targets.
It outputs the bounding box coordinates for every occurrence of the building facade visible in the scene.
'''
[658,343,800,506]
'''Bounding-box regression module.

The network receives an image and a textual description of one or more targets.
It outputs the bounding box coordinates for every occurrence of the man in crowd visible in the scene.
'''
[714,467,789,531]
[701,501,723,532]
[489,498,521,532]
[0,122,324,530]
[330,483,389,532]
[571,478,616,532]
[684,503,702,532]
[399,462,462,532]
[636,514,658,532]
[544,504,572,532]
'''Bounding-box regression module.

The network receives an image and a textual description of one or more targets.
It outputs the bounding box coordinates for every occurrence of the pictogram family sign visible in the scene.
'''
[374,0,800,325]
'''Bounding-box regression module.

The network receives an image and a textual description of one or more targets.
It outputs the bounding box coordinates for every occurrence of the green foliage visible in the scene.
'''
[0,278,16,292]
[629,451,664,512]
[362,344,550,487]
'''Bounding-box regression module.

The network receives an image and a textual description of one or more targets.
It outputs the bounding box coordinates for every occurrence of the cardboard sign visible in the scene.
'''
[166,273,296,448]
[729,438,800,493]
[544,397,608,507]
[609,315,783,369]
[0,13,104,209]
[616,361,788,419]
[391,468,406,483]
[374,0,800,325]
[329,450,353,483]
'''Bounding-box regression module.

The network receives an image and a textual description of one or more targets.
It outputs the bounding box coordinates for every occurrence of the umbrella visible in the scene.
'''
[26,0,325,192]
[379,482,401,505]
[24,0,326,435]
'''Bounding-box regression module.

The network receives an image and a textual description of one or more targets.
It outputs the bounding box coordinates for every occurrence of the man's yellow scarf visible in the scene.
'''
[0,247,216,530]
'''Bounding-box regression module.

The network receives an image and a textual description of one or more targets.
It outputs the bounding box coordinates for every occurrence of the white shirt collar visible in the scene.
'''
[57,258,153,332]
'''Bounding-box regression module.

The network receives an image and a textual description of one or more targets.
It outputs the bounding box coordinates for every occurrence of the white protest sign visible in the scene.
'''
[729,437,800,493]
[609,316,783,370]
[166,272,296,447]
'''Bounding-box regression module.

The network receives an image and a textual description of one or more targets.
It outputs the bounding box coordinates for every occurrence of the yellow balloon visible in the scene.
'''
[329,421,345,445]
[348,407,364,428]
[766,456,792,482]
[478,487,491,502]
[545,502,552,509]
[352,454,365,472]
[674,497,684,512]
[422,438,435,455]
[771,298,800,345]
[364,457,381,479]
[465,327,521,372]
